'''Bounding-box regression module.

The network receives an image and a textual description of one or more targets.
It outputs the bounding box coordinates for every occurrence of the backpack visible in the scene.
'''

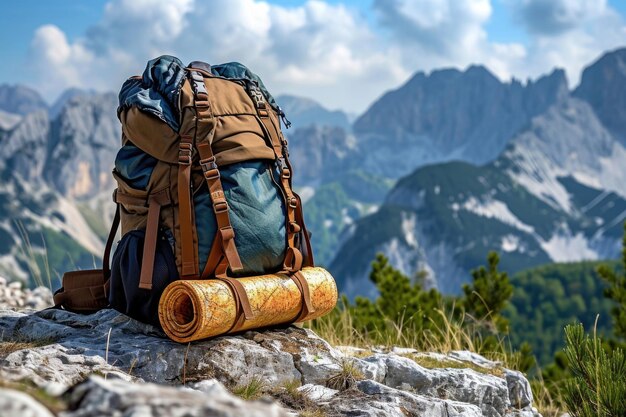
[53,56,314,328]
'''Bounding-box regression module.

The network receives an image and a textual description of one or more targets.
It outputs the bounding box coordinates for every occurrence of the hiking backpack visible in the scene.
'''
[54,56,314,327]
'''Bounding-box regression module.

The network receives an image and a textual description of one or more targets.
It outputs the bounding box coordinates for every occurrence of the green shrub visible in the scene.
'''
[562,324,626,417]
[597,223,626,340]
[463,251,513,332]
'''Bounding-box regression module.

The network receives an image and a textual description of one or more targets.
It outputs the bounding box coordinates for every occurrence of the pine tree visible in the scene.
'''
[562,324,626,417]
[462,251,513,332]
[597,222,626,340]
[349,253,443,336]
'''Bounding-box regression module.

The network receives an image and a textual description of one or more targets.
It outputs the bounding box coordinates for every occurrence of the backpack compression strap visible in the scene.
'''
[247,82,316,323]
[187,69,243,277]
[177,133,197,277]
[247,82,314,271]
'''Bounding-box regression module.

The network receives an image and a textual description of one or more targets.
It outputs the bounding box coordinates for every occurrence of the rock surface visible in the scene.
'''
[0,284,542,417]
[61,376,289,417]
[0,277,53,310]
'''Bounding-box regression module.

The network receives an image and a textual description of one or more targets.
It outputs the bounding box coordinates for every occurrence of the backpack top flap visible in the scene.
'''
[117,55,277,167]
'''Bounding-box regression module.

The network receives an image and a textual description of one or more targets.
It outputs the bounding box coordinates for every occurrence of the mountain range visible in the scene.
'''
[0,88,118,285]
[0,48,625,297]
[328,48,626,297]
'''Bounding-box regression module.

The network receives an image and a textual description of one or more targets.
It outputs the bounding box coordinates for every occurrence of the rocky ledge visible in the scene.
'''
[0,282,541,417]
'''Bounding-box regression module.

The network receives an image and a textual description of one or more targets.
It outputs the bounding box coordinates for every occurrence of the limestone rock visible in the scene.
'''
[60,376,289,417]
[0,279,54,311]
[0,388,55,417]
[0,302,542,417]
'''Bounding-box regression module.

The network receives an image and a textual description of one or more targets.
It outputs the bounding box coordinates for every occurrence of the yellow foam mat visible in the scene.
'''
[158,267,338,342]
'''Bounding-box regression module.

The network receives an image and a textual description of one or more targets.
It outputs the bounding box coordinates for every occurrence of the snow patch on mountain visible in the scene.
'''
[0,110,21,130]
[540,232,598,262]
[501,235,521,253]
[460,197,535,234]
[504,98,626,213]
[402,213,418,248]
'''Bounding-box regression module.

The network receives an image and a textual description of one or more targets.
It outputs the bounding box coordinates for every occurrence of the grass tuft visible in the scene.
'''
[326,359,364,391]
[0,337,56,358]
[231,376,266,401]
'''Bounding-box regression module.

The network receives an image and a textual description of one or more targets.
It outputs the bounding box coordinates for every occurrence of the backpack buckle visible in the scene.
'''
[276,157,290,179]
[190,71,207,96]
[200,157,220,180]
[214,200,229,213]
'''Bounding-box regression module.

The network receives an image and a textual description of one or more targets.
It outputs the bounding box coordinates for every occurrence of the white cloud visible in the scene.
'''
[27,0,407,113]
[509,0,626,86]
[24,0,626,113]
[373,0,527,82]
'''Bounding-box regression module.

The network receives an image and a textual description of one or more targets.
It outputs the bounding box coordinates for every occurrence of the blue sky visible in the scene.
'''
[1,0,625,113]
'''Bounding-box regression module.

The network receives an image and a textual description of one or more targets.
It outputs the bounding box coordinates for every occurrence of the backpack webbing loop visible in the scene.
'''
[177,134,198,277]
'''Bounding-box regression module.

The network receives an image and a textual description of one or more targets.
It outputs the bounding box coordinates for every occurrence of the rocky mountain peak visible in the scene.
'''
[574,47,626,140]
[45,92,120,199]
[525,69,569,110]
[276,94,351,130]
[351,63,568,178]
[49,87,99,119]
[0,84,48,116]
[0,110,50,183]
[288,125,355,185]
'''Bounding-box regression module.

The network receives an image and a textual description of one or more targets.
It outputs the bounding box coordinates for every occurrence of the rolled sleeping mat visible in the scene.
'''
[158,267,338,342]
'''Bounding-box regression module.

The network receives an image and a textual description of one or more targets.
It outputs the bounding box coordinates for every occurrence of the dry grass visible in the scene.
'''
[269,379,327,417]
[0,341,39,357]
[0,337,56,358]
[307,302,485,356]
[308,304,564,417]
[14,220,52,289]
[299,410,328,417]
[325,359,364,391]
[530,379,564,417]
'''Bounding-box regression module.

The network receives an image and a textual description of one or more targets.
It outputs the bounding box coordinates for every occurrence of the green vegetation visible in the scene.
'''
[463,252,512,332]
[303,183,353,266]
[335,169,393,204]
[311,251,516,361]
[77,202,110,238]
[231,377,266,400]
[14,223,97,289]
[311,229,626,416]
[597,225,626,339]
[562,324,626,417]
[0,380,67,414]
[506,261,615,365]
